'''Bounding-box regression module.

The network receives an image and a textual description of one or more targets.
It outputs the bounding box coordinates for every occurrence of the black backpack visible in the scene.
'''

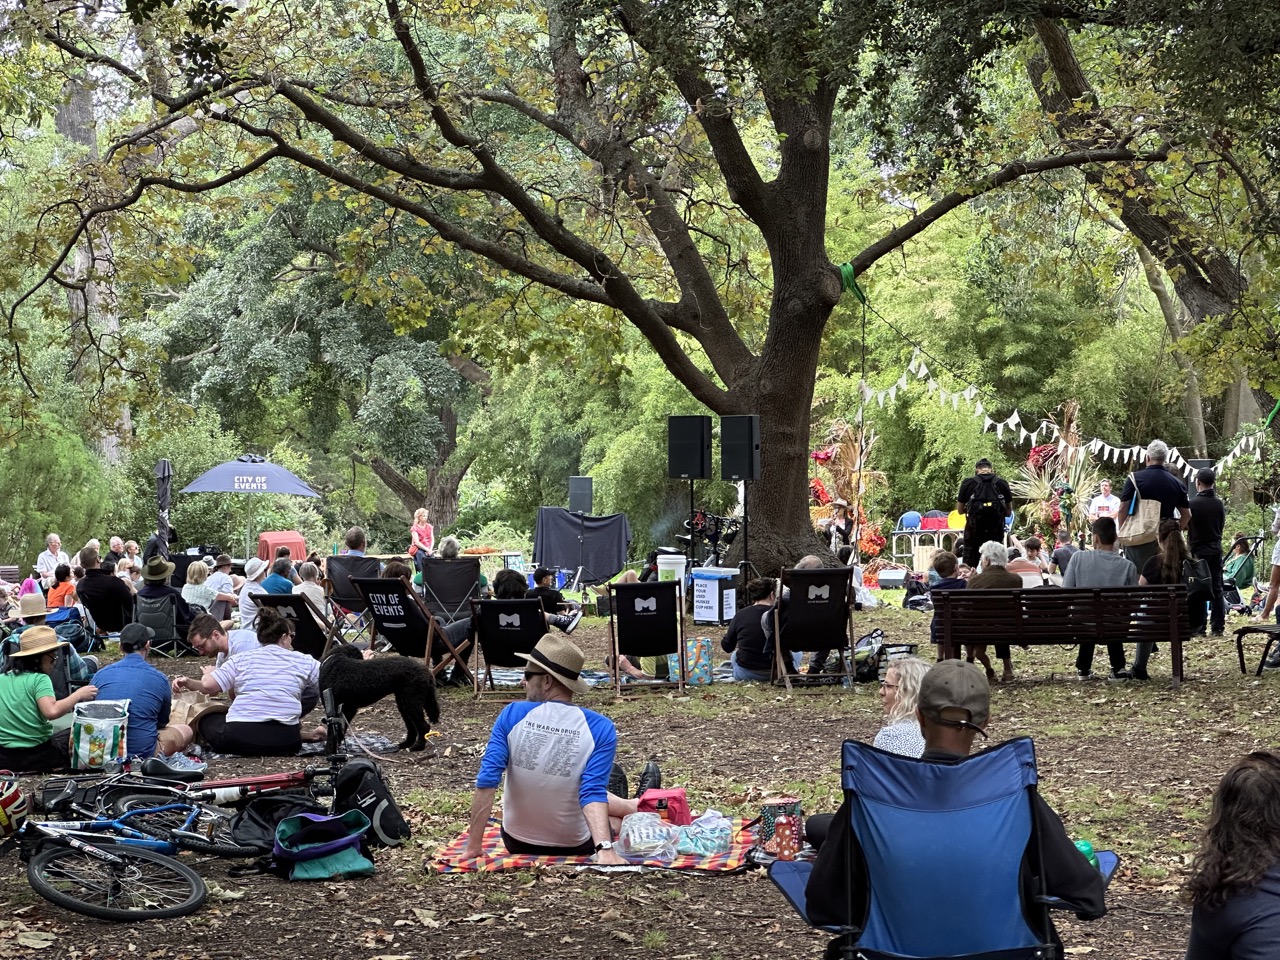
[967,473,1006,523]
[332,759,411,847]
[229,795,328,853]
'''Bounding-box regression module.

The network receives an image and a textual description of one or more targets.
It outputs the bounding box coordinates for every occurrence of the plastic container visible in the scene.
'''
[655,555,687,587]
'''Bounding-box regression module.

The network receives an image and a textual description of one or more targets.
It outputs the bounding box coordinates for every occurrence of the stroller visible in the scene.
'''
[1224,535,1266,614]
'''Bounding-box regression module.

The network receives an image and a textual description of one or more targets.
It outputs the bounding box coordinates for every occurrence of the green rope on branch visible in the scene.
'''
[1264,399,1280,430]
[839,262,866,305]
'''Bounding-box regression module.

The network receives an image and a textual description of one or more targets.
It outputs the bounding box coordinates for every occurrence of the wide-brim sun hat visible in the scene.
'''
[244,558,267,579]
[142,556,176,582]
[17,594,53,619]
[514,634,592,695]
[14,625,69,658]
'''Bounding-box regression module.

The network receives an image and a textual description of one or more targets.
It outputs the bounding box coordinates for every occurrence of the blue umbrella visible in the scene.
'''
[179,455,320,498]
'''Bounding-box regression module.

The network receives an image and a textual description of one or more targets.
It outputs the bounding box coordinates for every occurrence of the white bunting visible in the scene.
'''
[926,378,938,393]
[975,401,985,418]
[888,385,898,402]
[1009,410,1021,428]
[963,386,977,401]
[996,422,1005,439]
[983,416,994,433]
[1058,439,1067,454]
[897,374,908,390]
[907,356,919,374]
[952,394,960,411]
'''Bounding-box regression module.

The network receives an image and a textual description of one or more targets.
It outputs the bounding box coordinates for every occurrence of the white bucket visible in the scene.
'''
[655,555,687,588]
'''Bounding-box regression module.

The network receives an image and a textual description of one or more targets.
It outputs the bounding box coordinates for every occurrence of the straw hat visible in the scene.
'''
[18,594,52,620]
[142,556,176,582]
[12,625,68,658]
[244,558,267,579]
[514,635,591,695]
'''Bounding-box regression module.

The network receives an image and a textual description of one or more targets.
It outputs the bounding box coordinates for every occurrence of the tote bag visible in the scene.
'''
[1117,474,1160,547]
[70,699,130,770]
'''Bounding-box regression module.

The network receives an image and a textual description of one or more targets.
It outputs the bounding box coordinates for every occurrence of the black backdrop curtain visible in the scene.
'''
[532,508,632,583]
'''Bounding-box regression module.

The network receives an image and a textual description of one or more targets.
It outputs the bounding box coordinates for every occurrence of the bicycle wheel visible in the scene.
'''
[112,795,258,858]
[27,844,206,921]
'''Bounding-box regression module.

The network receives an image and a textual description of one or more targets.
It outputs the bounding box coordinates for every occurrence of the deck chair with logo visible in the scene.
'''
[769,737,1117,960]
[607,580,685,698]
[255,593,339,661]
[350,575,473,686]
[772,567,855,691]
[470,598,547,699]
[133,593,193,658]
[323,555,382,644]
[419,557,483,625]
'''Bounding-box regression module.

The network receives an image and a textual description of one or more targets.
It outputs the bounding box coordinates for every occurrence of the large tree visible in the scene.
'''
[6,0,1275,568]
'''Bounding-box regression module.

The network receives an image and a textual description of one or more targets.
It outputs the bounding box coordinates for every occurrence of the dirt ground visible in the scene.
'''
[2,599,1274,960]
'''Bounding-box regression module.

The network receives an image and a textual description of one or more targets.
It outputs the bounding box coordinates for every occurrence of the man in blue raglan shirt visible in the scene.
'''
[460,635,637,864]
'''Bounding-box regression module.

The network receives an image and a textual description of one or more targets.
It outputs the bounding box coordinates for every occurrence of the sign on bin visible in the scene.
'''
[692,567,737,624]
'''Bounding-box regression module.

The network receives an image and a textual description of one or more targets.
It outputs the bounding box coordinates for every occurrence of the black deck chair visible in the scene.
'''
[255,593,339,661]
[772,567,855,691]
[134,593,193,659]
[419,557,483,624]
[323,555,382,643]
[470,598,547,700]
[350,575,473,685]
[607,580,685,698]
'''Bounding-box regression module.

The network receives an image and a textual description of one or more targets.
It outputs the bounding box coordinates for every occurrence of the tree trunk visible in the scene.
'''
[1135,246,1208,456]
[55,71,131,463]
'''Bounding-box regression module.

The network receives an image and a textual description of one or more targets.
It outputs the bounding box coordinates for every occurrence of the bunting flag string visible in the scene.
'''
[858,354,1270,475]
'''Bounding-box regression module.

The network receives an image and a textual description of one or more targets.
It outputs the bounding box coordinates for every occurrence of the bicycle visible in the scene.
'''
[16,816,206,921]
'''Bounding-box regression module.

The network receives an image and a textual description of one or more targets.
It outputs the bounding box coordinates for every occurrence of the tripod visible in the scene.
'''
[566,510,602,602]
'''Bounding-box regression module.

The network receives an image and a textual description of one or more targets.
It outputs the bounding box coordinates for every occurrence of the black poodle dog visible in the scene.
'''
[319,645,441,751]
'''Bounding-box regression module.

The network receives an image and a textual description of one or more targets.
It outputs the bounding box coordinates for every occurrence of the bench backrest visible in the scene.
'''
[934,586,1190,645]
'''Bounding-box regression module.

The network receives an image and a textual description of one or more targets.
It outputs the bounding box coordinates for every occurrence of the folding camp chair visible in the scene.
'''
[134,593,192,658]
[419,557,482,624]
[607,580,685,698]
[470,598,547,700]
[769,737,1118,959]
[255,593,340,661]
[323,555,382,643]
[772,567,855,691]
[350,575,473,685]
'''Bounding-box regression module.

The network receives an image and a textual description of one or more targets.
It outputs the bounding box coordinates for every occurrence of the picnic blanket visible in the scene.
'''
[482,667,615,688]
[433,816,756,874]
[203,732,400,761]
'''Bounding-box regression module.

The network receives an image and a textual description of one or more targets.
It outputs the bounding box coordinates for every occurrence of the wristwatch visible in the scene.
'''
[594,841,614,852]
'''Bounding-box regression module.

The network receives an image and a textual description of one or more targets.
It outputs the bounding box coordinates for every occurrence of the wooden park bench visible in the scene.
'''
[933,585,1192,686]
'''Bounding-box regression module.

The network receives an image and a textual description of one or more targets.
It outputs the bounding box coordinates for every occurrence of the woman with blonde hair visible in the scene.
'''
[409,507,434,572]
[872,656,930,757]
[181,560,216,612]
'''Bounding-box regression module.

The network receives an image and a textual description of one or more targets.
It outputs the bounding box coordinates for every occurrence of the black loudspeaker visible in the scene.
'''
[569,476,593,514]
[667,416,712,479]
[721,415,761,481]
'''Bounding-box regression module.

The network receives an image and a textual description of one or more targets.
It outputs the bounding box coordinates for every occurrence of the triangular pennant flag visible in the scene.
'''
[1009,410,1021,428]
[983,416,994,433]
[1058,439,1067,454]
[926,378,938,393]
[907,356,919,374]
[951,394,960,411]
[1019,428,1029,445]
[996,422,1005,439]
[963,386,977,401]
[876,390,886,408]
[974,401,985,418]
[917,363,929,380]
[897,373,908,390]
[1088,439,1101,453]
[888,384,898,402]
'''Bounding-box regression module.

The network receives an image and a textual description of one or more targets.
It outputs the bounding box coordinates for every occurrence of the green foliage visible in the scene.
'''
[0,417,110,566]
[102,410,327,556]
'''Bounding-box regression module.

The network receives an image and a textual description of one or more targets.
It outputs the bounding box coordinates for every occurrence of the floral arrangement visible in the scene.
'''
[809,476,832,506]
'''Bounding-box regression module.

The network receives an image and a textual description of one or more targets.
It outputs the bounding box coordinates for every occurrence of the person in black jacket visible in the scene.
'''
[804,660,1105,951]
[1187,468,1226,636]
[956,458,1013,569]
[526,567,571,615]
[74,546,134,634]
[721,578,777,681]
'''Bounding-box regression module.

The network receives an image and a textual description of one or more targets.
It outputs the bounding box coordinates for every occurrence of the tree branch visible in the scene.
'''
[851,147,1168,273]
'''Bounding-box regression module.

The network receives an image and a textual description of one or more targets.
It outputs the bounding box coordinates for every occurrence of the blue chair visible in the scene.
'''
[897,511,922,531]
[771,738,1111,959]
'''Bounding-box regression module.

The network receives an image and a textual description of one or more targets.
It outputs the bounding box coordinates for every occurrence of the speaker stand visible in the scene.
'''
[687,479,697,565]
[566,510,601,603]
[738,480,759,593]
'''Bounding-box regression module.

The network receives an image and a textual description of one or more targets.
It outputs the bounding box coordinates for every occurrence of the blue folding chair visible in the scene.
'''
[771,737,1112,959]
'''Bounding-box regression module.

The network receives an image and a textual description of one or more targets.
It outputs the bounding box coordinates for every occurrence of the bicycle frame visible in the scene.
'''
[25,817,177,856]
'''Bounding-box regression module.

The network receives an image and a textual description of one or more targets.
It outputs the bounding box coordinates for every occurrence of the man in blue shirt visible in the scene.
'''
[92,623,195,758]
[260,559,295,595]
[459,635,636,864]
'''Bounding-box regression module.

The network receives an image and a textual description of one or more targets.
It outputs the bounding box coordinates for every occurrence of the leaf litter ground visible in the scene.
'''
[1,599,1273,959]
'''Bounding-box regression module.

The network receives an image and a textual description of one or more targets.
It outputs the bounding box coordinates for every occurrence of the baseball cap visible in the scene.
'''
[119,623,155,652]
[918,660,990,735]
[975,458,992,469]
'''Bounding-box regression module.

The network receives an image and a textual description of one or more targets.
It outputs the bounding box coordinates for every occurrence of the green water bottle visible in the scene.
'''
[1074,839,1100,869]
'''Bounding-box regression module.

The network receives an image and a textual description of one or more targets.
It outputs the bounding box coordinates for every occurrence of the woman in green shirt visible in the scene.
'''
[1224,534,1256,592]
[0,626,97,772]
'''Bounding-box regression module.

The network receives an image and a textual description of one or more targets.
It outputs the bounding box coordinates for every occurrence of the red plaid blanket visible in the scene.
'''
[433,817,756,873]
